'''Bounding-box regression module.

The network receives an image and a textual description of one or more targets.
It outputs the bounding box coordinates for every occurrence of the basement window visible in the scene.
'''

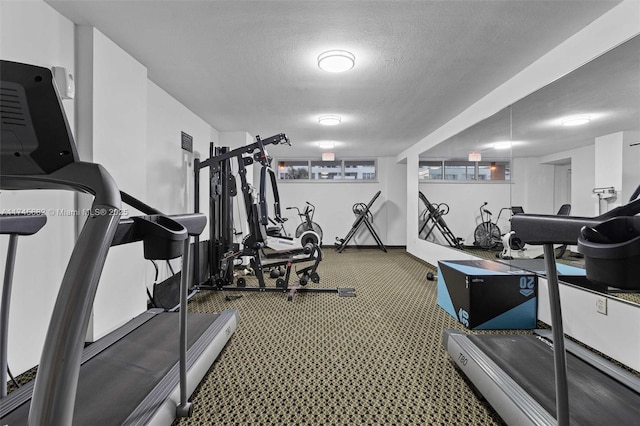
[277,160,309,180]
[344,160,376,180]
[419,160,510,181]
[311,160,342,180]
[276,159,377,182]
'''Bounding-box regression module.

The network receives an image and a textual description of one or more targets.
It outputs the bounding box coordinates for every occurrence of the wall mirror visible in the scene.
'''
[418,34,640,305]
[508,34,640,305]
[417,107,512,251]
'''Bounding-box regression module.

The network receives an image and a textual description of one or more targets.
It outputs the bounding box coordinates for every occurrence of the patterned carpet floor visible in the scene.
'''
[175,247,506,425]
[8,246,638,424]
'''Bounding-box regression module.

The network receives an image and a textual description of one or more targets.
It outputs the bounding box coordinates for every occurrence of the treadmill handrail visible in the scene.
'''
[27,170,122,426]
[112,213,207,246]
[511,197,640,245]
[0,214,47,235]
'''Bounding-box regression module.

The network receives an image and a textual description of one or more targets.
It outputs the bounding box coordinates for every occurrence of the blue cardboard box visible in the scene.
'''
[437,259,538,330]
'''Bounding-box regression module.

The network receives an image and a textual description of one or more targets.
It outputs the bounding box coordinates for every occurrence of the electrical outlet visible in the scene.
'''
[596,296,608,315]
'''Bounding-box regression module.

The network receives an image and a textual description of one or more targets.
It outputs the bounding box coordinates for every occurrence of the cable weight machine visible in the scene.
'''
[193,134,354,300]
[194,134,286,288]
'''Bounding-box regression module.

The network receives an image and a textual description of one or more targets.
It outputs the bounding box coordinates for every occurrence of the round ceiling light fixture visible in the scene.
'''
[492,141,512,150]
[561,115,591,126]
[318,115,342,126]
[317,50,355,73]
[317,141,336,149]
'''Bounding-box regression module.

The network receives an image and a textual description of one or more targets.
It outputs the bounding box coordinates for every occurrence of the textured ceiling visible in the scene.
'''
[424,34,640,160]
[46,0,622,159]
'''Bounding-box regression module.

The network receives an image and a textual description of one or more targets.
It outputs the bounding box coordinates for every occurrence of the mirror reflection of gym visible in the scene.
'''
[418,107,512,251]
[418,34,640,306]
[507,34,640,305]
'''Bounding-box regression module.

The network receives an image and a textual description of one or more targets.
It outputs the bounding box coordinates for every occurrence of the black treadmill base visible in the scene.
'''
[467,334,640,425]
[2,312,223,426]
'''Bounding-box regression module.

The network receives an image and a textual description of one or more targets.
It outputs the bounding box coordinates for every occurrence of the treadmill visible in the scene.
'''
[0,60,238,425]
[443,198,640,425]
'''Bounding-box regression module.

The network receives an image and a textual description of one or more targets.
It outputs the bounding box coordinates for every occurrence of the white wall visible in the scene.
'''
[219,131,253,150]
[76,27,149,341]
[621,131,640,202]
[569,146,597,217]
[147,81,216,214]
[569,130,640,214]
[595,131,624,211]
[510,157,555,214]
[274,156,406,247]
[0,0,77,375]
[553,163,571,213]
[592,130,640,209]
[381,156,407,246]
[146,81,217,286]
[537,279,640,371]
[79,29,221,340]
[540,144,596,217]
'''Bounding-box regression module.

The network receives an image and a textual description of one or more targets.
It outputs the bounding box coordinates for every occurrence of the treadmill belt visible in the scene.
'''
[3,312,219,425]
[469,335,640,425]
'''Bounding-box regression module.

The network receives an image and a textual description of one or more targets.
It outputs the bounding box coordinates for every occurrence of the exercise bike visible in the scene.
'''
[264,201,323,279]
[286,201,323,245]
[473,202,509,249]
